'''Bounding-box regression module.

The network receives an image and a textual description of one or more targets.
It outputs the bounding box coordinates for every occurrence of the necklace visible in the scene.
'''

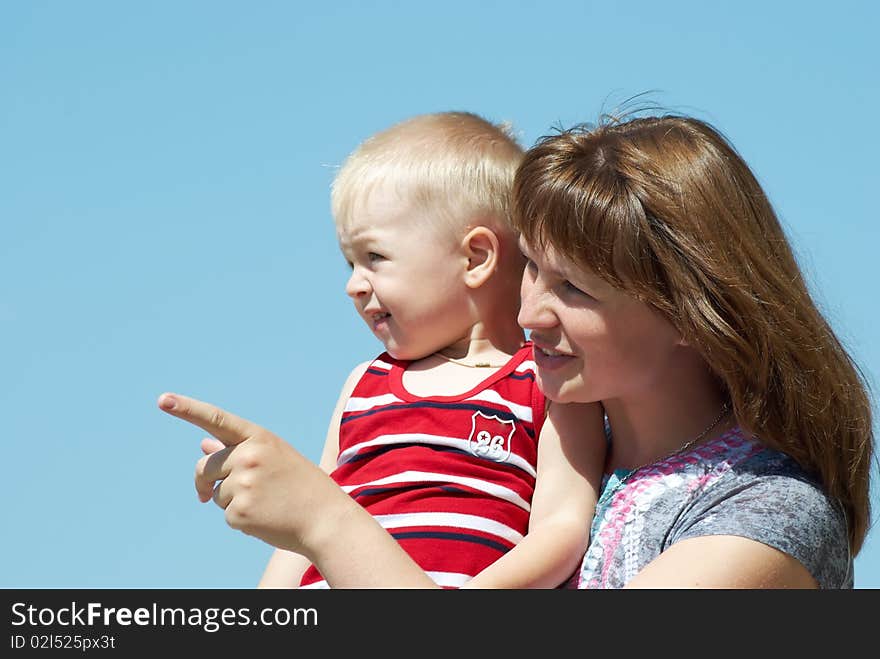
[433,350,508,369]
[598,401,732,505]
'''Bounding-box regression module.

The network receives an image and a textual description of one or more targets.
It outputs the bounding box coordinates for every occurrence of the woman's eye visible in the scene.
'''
[562,280,593,299]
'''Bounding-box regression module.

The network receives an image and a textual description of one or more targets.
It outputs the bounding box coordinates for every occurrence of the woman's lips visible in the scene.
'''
[532,343,574,371]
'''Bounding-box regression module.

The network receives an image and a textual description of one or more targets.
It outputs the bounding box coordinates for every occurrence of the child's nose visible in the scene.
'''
[345,266,372,299]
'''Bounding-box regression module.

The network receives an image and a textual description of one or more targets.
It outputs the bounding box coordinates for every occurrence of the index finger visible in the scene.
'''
[158,392,256,446]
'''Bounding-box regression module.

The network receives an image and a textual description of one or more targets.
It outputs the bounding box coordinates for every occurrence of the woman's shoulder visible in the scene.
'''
[680,430,853,588]
[710,430,828,490]
[695,428,815,481]
[697,429,848,546]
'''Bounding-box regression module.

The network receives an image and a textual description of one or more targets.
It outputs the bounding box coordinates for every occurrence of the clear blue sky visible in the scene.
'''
[3,0,878,588]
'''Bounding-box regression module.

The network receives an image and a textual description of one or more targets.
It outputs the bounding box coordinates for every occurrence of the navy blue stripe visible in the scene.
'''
[391,530,511,553]
[365,368,388,376]
[507,371,535,381]
[345,442,468,465]
[341,401,521,425]
[354,484,471,498]
[342,405,536,440]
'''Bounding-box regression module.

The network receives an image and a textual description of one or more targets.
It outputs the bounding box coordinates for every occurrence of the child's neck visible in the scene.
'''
[399,335,524,398]
[434,334,524,368]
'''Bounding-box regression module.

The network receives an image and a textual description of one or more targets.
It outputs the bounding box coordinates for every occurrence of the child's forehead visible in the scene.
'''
[348,182,421,222]
[340,184,460,237]
[336,207,458,250]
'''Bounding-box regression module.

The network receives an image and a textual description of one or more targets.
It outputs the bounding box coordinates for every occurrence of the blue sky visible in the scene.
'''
[3,1,878,588]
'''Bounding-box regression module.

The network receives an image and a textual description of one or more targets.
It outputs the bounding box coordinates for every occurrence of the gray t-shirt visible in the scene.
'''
[576,427,852,589]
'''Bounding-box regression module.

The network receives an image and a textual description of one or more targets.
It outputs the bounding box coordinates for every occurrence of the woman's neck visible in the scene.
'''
[602,355,733,471]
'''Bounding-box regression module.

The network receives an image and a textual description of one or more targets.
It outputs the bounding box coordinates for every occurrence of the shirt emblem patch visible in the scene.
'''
[467,411,515,462]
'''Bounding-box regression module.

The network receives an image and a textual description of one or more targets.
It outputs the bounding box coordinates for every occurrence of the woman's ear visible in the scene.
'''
[461,226,500,289]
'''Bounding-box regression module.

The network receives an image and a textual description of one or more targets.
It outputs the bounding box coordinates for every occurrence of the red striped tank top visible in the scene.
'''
[299,342,545,588]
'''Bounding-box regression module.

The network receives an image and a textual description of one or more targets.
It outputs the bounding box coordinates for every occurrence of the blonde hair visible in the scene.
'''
[331,111,524,237]
[512,114,875,554]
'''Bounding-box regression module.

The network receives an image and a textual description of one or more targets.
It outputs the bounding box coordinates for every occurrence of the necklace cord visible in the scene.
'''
[676,401,732,456]
[600,401,732,504]
[433,351,507,368]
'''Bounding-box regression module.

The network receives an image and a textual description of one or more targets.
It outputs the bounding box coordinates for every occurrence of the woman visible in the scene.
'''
[159,112,874,588]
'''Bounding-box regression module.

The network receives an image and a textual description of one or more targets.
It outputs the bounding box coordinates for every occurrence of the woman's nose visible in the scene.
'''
[517,271,554,330]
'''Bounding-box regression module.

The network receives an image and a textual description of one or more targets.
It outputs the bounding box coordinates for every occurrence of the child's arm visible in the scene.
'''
[257,361,371,588]
[461,401,605,588]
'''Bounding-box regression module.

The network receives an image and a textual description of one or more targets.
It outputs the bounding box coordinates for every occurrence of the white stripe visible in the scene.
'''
[337,432,462,465]
[345,390,532,421]
[336,432,537,478]
[516,359,536,372]
[371,359,393,370]
[344,393,403,412]
[375,512,524,544]
[467,389,533,422]
[301,573,473,589]
[341,470,531,511]
[427,571,472,588]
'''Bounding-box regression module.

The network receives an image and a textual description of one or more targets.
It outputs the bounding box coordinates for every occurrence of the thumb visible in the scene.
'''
[158,392,257,447]
[200,437,226,455]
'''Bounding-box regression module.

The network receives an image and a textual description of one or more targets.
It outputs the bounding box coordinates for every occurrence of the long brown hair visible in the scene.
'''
[512,114,875,553]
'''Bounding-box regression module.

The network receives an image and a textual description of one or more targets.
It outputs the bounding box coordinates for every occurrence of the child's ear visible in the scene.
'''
[461,226,500,289]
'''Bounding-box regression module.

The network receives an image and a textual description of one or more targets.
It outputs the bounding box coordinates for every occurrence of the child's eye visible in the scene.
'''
[368,252,385,263]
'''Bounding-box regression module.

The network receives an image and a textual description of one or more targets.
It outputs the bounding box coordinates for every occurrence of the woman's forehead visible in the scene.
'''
[519,236,611,287]
[518,235,570,269]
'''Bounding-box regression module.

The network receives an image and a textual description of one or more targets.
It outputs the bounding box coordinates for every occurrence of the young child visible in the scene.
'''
[259,112,605,588]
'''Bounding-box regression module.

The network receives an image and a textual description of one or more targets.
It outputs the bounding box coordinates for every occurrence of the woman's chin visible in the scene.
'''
[536,373,588,404]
